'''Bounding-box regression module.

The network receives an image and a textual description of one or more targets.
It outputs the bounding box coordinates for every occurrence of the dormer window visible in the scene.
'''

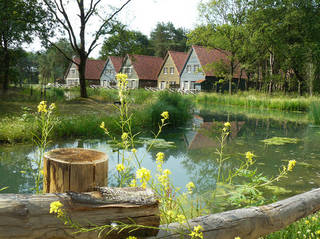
[164,67,168,74]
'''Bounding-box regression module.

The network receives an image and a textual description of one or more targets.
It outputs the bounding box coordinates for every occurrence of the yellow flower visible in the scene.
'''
[189,225,203,239]
[245,151,255,164]
[161,111,169,120]
[176,214,186,224]
[287,160,296,171]
[312,216,317,221]
[156,152,165,164]
[305,220,309,224]
[131,148,137,153]
[163,169,171,175]
[224,122,231,127]
[316,230,320,235]
[121,132,128,141]
[37,101,47,113]
[126,237,137,239]
[136,168,151,188]
[49,103,56,110]
[49,201,64,218]
[186,181,195,193]
[100,121,105,129]
[129,179,137,187]
[116,164,125,172]
[116,73,128,82]
[235,237,241,239]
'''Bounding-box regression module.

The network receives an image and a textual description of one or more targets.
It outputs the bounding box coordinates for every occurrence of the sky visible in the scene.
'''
[120,0,201,36]
[28,0,202,58]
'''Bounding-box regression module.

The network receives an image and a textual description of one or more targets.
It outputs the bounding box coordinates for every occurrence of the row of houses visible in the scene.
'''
[64,45,247,91]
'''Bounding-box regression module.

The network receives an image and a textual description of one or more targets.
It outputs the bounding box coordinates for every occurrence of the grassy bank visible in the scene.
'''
[0,90,192,144]
[196,92,320,112]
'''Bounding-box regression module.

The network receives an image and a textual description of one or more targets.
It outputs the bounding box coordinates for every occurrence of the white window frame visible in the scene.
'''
[170,67,174,74]
[194,65,199,72]
[187,65,192,73]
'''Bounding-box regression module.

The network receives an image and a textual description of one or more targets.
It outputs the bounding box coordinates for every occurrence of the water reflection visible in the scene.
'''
[1,105,320,206]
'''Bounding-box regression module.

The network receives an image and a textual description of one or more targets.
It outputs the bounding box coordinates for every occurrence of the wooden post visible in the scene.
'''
[43,148,108,193]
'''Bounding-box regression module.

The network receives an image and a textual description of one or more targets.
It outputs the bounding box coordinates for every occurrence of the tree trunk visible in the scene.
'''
[78,55,87,98]
[2,44,10,93]
[0,187,159,239]
[43,148,108,193]
[150,188,320,239]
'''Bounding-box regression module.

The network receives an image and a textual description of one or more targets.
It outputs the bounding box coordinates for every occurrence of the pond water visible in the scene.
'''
[1,104,320,207]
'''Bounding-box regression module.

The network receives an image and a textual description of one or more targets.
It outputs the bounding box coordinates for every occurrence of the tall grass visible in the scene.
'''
[309,101,320,125]
[196,92,317,112]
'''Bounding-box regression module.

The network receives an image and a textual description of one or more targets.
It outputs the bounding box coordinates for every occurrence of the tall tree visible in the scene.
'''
[41,0,132,98]
[38,39,75,84]
[0,0,46,93]
[99,23,153,59]
[194,0,249,95]
[150,22,188,58]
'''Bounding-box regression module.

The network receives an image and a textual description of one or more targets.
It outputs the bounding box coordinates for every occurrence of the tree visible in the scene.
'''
[194,0,248,94]
[0,0,46,93]
[150,22,188,58]
[41,0,132,98]
[38,39,75,84]
[99,23,153,59]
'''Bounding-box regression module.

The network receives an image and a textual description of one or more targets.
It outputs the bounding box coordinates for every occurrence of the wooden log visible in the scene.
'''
[43,148,108,193]
[149,188,320,239]
[0,187,159,239]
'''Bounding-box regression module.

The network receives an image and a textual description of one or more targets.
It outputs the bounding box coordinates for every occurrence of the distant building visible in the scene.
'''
[64,58,105,86]
[120,55,163,88]
[180,45,247,91]
[100,56,124,87]
[157,51,188,89]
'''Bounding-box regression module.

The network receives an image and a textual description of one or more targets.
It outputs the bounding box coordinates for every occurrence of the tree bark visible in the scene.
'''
[0,187,159,239]
[149,188,320,239]
[2,42,9,93]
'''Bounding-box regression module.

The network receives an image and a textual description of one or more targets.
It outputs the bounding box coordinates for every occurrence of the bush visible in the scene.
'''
[147,91,193,128]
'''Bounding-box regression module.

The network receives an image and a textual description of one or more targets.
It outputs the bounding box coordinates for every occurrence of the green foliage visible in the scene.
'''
[309,101,320,125]
[150,22,188,58]
[148,91,193,128]
[261,137,299,146]
[99,23,153,58]
[263,212,320,239]
[196,92,316,112]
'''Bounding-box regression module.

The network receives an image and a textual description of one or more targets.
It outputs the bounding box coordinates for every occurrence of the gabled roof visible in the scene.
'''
[185,45,247,79]
[156,51,188,78]
[129,55,163,81]
[169,51,188,74]
[109,56,124,73]
[73,58,106,80]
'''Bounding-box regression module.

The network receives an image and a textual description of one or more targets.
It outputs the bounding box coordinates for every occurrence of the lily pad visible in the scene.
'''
[135,138,176,149]
[261,137,299,146]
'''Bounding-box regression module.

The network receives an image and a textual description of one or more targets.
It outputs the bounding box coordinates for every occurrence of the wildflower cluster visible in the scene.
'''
[189,225,204,239]
[136,167,151,189]
[49,201,64,218]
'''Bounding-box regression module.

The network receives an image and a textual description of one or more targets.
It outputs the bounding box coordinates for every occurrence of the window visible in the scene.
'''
[187,65,192,73]
[194,65,199,72]
[163,67,168,74]
[191,81,195,89]
[169,81,175,86]
[71,69,75,74]
[170,67,174,74]
[124,67,132,74]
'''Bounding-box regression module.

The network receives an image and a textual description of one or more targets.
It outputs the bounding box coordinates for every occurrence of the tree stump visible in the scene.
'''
[43,148,108,193]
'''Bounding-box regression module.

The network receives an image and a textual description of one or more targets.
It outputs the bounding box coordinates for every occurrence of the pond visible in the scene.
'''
[1,103,320,208]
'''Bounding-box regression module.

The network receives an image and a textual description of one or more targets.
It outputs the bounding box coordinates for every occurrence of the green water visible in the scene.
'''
[1,104,320,205]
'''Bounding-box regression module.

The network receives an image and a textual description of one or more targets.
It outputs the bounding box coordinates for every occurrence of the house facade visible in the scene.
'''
[180,45,247,91]
[120,55,163,88]
[100,56,123,87]
[65,58,105,86]
[157,51,188,89]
